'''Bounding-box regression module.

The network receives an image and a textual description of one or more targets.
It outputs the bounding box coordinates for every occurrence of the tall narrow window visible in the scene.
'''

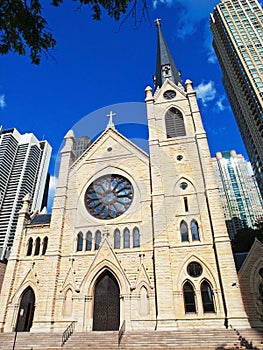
[183,281,196,313]
[124,228,130,248]
[26,238,33,256]
[133,227,140,248]
[114,229,121,249]
[86,231,92,251]
[183,197,189,212]
[95,230,101,250]
[77,232,83,251]
[191,220,200,241]
[42,236,48,255]
[165,107,186,138]
[201,280,215,313]
[34,237,41,256]
[180,221,189,242]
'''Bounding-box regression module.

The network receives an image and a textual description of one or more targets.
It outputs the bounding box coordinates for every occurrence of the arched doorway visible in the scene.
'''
[16,287,35,332]
[93,271,120,331]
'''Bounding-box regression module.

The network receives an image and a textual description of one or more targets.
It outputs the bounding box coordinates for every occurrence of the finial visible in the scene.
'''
[106,111,116,130]
[155,18,161,28]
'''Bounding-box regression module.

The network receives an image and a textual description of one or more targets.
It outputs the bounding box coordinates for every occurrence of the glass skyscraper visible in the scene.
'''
[212,150,263,238]
[0,128,52,260]
[210,0,263,197]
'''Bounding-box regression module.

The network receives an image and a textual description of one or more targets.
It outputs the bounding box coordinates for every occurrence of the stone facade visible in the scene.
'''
[0,77,250,333]
[0,261,6,294]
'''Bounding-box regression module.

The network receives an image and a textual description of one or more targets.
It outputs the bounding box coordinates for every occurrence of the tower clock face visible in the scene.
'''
[84,174,133,220]
[163,90,176,100]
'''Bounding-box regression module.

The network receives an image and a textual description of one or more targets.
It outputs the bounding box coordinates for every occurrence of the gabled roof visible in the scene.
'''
[28,213,51,226]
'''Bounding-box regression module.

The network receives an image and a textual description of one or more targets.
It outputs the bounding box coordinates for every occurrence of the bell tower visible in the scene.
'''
[145,21,249,329]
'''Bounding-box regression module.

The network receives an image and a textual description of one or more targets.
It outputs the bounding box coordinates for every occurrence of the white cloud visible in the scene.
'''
[0,94,6,109]
[195,80,216,106]
[47,175,57,212]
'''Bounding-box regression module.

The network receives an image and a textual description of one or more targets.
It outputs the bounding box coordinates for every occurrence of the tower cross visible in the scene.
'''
[155,18,161,28]
[106,111,116,130]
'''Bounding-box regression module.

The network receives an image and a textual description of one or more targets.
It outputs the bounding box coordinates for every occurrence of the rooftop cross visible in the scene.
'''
[106,111,116,130]
[154,18,161,28]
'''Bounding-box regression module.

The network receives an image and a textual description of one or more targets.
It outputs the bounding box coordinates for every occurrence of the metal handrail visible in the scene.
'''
[61,321,76,347]
[118,320,125,347]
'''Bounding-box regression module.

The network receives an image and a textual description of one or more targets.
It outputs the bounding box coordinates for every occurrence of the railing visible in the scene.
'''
[61,321,76,347]
[118,320,125,347]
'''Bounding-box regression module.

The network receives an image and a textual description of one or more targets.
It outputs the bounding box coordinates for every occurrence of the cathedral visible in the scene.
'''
[0,21,251,334]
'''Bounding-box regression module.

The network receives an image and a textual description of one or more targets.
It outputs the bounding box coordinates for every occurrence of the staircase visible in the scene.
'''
[0,328,262,350]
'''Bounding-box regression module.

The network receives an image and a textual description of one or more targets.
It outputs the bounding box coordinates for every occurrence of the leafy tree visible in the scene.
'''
[231,221,263,253]
[0,0,147,64]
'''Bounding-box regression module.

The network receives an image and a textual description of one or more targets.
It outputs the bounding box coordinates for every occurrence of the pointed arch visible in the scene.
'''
[93,270,120,331]
[77,232,83,252]
[123,228,130,248]
[138,285,149,316]
[34,237,41,256]
[63,288,73,317]
[26,237,33,256]
[133,227,140,248]
[201,280,215,313]
[42,236,48,255]
[165,107,186,138]
[86,231,92,251]
[180,220,189,242]
[114,229,121,249]
[95,230,101,250]
[183,281,196,313]
[191,220,200,241]
[16,287,35,332]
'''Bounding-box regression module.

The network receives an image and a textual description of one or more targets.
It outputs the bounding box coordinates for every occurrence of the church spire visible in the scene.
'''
[154,19,184,91]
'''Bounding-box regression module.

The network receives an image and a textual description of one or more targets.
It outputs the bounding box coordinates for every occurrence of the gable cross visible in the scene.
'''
[106,111,116,130]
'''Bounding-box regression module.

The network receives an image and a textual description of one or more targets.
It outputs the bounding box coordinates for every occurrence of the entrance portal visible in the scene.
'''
[16,287,35,332]
[93,271,120,331]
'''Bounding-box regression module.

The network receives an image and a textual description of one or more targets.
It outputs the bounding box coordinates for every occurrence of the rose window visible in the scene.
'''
[85,174,133,220]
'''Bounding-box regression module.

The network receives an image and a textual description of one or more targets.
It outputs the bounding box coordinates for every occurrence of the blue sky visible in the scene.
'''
[0,0,249,205]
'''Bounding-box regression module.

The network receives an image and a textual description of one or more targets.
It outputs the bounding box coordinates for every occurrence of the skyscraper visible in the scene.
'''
[0,128,51,261]
[212,150,263,238]
[210,0,263,197]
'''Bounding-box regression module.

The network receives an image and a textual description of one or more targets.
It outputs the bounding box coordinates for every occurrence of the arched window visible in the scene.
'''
[34,237,41,256]
[42,236,48,255]
[201,280,215,313]
[123,228,130,248]
[181,221,189,242]
[183,281,196,313]
[191,220,200,241]
[114,229,121,249]
[165,107,186,138]
[133,227,140,248]
[95,230,101,250]
[26,237,33,256]
[139,286,149,316]
[86,231,92,251]
[77,232,83,252]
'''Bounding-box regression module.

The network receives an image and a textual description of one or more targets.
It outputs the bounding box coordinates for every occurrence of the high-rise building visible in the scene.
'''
[0,128,52,261]
[73,135,92,160]
[210,0,263,197]
[212,150,263,238]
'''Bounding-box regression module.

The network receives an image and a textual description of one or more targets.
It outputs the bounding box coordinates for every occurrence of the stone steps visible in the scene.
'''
[0,328,262,350]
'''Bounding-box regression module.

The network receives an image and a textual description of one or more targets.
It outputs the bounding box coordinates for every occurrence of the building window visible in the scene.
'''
[180,221,189,242]
[86,231,92,251]
[34,237,41,256]
[184,197,189,212]
[95,230,101,250]
[133,227,140,247]
[191,220,200,241]
[42,236,48,255]
[114,229,121,249]
[165,107,186,138]
[201,280,215,313]
[77,232,83,252]
[124,228,130,248]
[187,262,203,278]
[183,281,196,313]
[26,238,33,256]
